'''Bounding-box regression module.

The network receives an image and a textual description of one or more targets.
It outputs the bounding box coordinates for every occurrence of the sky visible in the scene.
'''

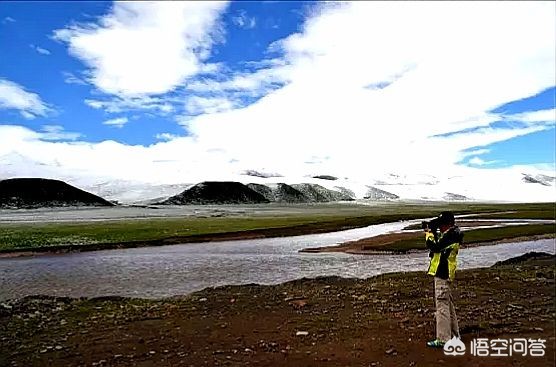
[0,1,555,187]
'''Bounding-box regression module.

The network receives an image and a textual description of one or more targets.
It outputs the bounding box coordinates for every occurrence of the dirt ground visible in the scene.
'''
[300,231,420,253]
[1,255,554,367]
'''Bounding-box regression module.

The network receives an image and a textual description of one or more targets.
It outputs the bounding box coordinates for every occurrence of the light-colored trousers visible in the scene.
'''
[434,277,460,342]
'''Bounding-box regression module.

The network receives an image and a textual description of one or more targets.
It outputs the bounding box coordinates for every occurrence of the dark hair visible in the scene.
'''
[438,211,455,226]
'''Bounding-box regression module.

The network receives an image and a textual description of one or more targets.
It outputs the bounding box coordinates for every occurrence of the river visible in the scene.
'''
[0,220,554,301]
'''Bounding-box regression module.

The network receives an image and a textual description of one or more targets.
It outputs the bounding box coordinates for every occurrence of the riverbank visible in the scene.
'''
[1,253,554,367]
[300,224,555,254]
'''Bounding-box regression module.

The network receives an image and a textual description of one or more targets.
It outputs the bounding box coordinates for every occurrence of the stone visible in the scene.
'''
[290,300,308,309]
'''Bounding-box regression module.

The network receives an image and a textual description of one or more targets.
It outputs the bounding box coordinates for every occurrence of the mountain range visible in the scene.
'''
[1,152,554,205]
[1,170,554,208]
[81,171,556,204]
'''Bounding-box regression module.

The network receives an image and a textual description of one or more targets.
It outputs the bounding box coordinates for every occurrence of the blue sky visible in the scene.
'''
[0,1,554,186]
[0,1,313,145]
[485,88,555,167]
[452,87,556,167]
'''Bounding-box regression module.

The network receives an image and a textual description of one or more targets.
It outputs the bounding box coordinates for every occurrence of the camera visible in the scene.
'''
[421,217,440,232]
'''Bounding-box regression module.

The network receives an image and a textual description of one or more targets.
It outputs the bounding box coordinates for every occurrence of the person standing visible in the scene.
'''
[424,211,463,348]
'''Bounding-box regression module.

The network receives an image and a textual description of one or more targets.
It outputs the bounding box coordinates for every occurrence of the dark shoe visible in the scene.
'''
[426,339,445,348]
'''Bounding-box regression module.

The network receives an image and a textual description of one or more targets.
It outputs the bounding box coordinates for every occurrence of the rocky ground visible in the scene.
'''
[1,253,554,367]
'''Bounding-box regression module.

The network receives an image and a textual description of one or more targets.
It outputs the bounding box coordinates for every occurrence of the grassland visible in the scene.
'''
[0,202,553,253]
[381,223,555,252]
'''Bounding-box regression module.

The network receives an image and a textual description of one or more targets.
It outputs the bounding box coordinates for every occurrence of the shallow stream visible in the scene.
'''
[1,219,553,301]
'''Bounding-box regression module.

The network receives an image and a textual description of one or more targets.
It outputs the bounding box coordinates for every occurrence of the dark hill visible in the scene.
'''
[364,186,399,200]
[443,192,470,201]
[241,170,283,178]
[0,178,114,209]
[312,175,338,181]
[291,183,353,202]
[333,186,356,200]
[291,184,330,202]
[272,183,311,203]
[246,183,274,201]
[161,181,270,205]
[247,183,309,203]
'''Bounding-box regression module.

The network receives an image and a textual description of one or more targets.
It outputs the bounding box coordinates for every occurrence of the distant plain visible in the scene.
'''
[0,202,553,253]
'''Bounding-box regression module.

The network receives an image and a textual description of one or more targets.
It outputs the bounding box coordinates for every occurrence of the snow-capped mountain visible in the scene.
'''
[82,180,190,205]
[1,153,554,203]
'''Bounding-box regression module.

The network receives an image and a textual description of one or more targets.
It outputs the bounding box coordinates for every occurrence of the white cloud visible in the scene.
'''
[85,97,174,114]
[468,157,499,166]
[155,133,180,141]
[187,63,290,94]
[505,108,555,125]
[39,125,82,141]
[53,1,229,96]
[0,124,229,184]
[102,117,128,128]
[2,17,16,24]
[30,44,51,55]
[460,148,491,158]
[20,111,36,120]
[185,96,235,115]
[62,71,87,85]
[232,10,256,29]
[0,124,81,153]
[0,78,51,119]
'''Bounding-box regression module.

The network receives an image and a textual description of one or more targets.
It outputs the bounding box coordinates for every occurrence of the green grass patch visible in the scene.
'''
[381,223,555,252]
[464,223,555,243]
[463,202,555,220]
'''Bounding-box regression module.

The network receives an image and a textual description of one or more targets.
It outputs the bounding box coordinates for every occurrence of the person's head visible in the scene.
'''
[437,211,455,232]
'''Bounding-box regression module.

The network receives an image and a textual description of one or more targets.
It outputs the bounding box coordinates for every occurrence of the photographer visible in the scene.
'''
[422,211,463,348]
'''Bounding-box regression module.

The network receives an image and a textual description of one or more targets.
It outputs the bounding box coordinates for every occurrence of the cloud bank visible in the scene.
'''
[0,79,51,119]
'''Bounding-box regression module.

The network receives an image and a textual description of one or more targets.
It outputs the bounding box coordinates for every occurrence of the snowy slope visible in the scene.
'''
[82,180,191,205]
